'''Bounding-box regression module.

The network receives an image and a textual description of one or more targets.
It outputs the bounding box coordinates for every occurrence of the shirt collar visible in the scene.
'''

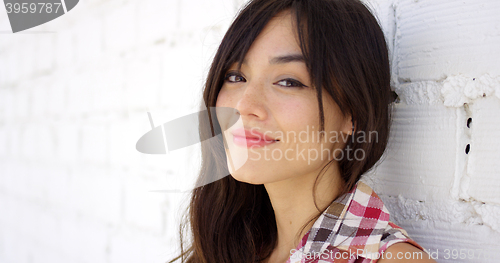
[299,181,391,260]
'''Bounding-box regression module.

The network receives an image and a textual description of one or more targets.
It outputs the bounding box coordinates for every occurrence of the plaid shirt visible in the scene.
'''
[286,181,423,263]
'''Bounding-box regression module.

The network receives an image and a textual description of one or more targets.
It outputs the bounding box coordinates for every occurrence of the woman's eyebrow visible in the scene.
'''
[239,53,305,66]
[269,54,305,64]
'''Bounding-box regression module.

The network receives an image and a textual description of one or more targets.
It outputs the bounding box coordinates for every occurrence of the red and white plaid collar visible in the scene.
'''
[287,181,410,262]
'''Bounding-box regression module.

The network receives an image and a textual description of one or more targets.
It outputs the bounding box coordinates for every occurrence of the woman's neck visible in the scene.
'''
[263,163,344,262]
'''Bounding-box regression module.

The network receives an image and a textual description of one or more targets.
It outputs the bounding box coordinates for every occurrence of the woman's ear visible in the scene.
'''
[341,116,354,136]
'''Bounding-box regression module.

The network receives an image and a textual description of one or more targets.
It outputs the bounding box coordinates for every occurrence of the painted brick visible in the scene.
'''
[108,114,147,168]
[81,123,108,164]
[123,169,167,235]
[45,165,71,208]
[177,0,235,30]
[20,124,39,161]
[30,76,50,119]
[74,16,103,66]
[15,84,31,120]
[54,28,75,68]
[370,103,459,200]
[0,125,7,158]
[59,216,109,263]
[67,167,122,223]
[103,2,137,55]
[54,122,80,165]
[66,70,94,116]
[91,58,125,113]
[47,72,68,117]
[160,47,204,109]
[136,0,178,47]
[34,34,55,73]
[395,0,500,81]
[124,52,162,110]
[468,97,500,204]
[1,89,14,123]
[108,227,170,263]
[16,38,36,79]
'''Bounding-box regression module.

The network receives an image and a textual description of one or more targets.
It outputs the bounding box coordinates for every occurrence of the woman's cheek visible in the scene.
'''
[215,90,227,107]
[283,102,317,128]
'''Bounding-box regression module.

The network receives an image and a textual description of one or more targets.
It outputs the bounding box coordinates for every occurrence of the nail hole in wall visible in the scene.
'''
[465,144,470,154]
[467,118,472,128]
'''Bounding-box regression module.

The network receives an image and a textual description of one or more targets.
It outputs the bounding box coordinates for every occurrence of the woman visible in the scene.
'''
[170,0,436,262]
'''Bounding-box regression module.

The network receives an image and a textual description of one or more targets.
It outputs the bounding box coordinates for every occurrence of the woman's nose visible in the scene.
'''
[234,81,268,120]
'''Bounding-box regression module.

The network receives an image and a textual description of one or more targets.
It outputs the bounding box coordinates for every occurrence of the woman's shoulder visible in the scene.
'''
[376,242,437,263]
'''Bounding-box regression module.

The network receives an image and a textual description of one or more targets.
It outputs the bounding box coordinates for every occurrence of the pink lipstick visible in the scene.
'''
[231,128,278,148]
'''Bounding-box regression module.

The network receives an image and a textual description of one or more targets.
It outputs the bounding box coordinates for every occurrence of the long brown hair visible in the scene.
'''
[169,0,392,262]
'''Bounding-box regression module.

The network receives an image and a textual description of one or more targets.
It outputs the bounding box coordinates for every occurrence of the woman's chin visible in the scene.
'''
[230,171,269,185]
[230,172,257,185]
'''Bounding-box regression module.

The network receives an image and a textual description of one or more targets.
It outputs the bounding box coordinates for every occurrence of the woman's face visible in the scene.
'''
[216,11,352,185]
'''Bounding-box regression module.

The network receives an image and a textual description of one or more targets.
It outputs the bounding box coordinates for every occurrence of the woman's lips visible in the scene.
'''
[230,128,279,148]
[232,135,278,148]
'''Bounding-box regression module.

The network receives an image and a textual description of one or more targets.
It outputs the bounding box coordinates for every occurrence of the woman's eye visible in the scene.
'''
[224,73,246,83]
[274,78,307,88]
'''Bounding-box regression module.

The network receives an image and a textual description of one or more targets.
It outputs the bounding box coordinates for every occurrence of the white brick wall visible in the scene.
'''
[362,0,500,261]
[0,0,235,262]
[0,0,499,263]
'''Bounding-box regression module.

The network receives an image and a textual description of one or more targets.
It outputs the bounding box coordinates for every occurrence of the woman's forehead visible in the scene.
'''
[241,14,302,65]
